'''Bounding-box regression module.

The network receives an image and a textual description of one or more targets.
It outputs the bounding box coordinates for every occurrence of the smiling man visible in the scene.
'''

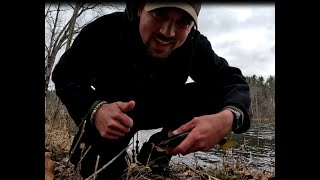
[139,4,196,59]
[52,0,251,179]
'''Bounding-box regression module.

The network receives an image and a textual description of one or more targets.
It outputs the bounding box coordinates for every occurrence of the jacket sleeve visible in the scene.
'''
[190,33,251,134]
[51,23,99,126]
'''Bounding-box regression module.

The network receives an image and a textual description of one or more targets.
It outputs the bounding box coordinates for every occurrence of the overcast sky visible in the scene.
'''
[197,3,275,79]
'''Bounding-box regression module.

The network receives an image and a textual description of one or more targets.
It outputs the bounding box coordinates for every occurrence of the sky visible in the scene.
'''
[197,3,275,79]
[46,3,275,89]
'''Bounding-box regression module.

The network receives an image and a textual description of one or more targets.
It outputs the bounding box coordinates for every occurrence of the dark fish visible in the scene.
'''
[156,131,190,150]
[155,131,238,153]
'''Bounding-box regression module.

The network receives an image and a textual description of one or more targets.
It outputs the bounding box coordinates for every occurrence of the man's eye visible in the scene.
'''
[181,20,191,25]
[178,19,192,26]
[152,9,163,17]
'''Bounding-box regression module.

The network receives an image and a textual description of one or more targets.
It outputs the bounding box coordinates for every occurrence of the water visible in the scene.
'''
[128,121,275,174]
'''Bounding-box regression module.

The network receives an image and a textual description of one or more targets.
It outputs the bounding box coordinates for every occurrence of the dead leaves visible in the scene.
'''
[45,151,55,180]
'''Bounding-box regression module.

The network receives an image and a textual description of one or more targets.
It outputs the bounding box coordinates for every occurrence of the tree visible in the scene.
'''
[245,75,275,121]
[45,2,124,121]
[265,75,275,120]
[45,2,123,95]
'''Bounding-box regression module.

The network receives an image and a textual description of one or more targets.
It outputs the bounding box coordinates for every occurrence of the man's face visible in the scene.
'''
[138,6,195,59]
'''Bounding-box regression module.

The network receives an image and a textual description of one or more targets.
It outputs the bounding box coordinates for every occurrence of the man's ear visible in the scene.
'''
[137,3,145,16]
[126,0,144,20]
[189,22,195,32]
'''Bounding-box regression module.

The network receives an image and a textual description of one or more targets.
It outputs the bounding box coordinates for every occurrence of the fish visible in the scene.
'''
[156,131,190,151]
[218,138,238,153]
[154,131,238,153]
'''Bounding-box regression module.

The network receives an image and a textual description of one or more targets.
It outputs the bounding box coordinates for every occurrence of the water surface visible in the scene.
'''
[128,121,275,174]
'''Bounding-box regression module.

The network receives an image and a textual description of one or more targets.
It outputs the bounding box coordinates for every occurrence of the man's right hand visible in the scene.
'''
[93,100,135,139]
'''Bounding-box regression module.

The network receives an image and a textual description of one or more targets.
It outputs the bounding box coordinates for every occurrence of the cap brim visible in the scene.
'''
[144,3,198,26]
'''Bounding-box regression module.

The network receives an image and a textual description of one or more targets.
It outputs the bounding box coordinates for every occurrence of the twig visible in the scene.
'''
[76,145,92,168]
[93,155,100,180]
[134,144,155,179]
[84,142,133,180]
[73,145,92,180]
[58,120,87,179]
[180,161,209,180]
[61,101,98,179]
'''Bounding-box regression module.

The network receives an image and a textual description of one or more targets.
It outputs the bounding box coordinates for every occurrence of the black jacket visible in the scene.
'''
[52,11,251,134]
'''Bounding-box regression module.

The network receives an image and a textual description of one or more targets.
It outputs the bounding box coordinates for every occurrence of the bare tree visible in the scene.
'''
[246,75,275,122]
[45,2,123,122]
[45,2,123,95]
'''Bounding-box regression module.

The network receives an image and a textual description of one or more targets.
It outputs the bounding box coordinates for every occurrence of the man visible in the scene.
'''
[52,0,251,179]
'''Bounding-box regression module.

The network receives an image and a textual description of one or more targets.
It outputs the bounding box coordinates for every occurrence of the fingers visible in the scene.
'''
[107,116,132,134]
[98,114,132,139]
[172,118,197,135]
[111,100,134,132]
[167,128,209,155]
[113,111,134,129]
[167,118,198,155]
[102,128,127,140]
[95,101,135,140]
[109,100,134,129]
[167,133,194,155]
[116,100,135,113]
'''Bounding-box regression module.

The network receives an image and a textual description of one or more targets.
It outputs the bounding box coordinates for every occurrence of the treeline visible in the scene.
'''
[245,75,275,122]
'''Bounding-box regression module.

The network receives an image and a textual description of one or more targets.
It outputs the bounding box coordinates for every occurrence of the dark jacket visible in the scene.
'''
[52,11,251,134]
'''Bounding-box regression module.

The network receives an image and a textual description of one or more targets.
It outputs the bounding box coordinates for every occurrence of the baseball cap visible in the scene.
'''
[144,0,202,27]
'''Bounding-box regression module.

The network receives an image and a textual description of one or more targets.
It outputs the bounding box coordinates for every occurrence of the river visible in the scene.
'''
[128,121,275,175]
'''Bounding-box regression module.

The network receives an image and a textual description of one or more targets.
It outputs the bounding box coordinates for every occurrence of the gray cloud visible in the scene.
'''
[197,4,275,78]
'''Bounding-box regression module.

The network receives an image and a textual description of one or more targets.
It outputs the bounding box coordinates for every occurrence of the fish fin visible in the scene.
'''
[219,139,238,153]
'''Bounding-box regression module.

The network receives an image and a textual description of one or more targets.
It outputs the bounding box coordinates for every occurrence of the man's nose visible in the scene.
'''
[160,21,175,37]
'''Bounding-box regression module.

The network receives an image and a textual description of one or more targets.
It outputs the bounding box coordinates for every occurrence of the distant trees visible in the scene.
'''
[246,75,275,121]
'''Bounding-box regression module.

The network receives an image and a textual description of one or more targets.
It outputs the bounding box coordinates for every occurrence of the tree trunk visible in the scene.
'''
[66,3,81,50]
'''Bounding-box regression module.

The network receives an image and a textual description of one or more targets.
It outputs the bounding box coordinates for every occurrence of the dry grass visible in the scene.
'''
[45,92,275,180]
[45,118,274,180]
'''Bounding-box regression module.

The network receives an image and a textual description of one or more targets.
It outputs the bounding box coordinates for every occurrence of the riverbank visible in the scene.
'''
[45,148,275,180]
[45,117,275,179]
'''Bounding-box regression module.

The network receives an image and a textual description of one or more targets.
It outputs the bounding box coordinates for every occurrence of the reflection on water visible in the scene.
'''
[128,121,275,174]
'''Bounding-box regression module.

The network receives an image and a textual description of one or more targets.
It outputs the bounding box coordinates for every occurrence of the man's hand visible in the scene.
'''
[93,100,135,140]
[166,109,233,155]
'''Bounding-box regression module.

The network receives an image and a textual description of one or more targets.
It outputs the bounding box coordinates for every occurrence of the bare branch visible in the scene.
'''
[45,2,119,94]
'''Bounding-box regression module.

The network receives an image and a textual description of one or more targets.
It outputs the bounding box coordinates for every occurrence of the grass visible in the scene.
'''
[45,99,275,180]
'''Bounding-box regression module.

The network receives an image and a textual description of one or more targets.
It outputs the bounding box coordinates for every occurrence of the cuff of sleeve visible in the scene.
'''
[222,105,244,132]
[88,100,108,124]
